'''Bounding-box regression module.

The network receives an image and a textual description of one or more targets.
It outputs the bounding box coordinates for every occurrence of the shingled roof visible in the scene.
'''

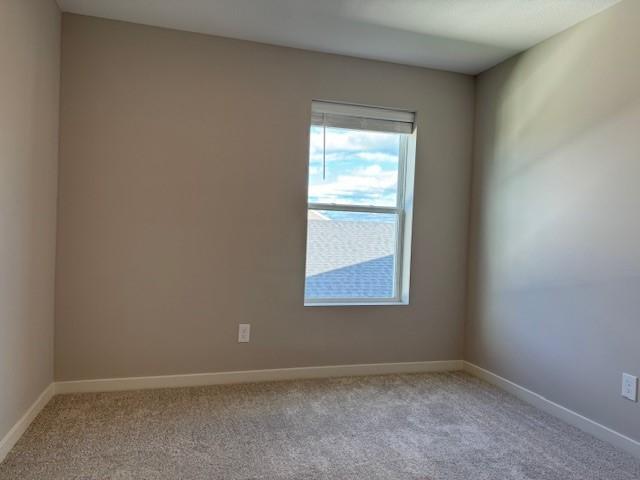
[305,217,395,299]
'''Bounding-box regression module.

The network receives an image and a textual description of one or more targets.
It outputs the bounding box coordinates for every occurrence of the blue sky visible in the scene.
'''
[307,126,400,209]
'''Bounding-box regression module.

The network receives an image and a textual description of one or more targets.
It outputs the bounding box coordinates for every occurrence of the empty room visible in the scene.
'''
[1,0,639,478]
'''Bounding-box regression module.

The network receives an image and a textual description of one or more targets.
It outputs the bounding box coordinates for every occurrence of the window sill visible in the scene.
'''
[304,301,409,307]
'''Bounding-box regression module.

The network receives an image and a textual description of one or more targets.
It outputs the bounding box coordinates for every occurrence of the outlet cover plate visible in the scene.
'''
[238,324,250,343]
[622,373,638,402]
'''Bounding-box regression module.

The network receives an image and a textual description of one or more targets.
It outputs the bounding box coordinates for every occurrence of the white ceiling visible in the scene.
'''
[56,0,622,74]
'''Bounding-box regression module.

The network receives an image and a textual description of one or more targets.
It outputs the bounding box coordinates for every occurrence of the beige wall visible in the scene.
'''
[0,0,60,439]
[467,0,640,441]
[55,14,475,381]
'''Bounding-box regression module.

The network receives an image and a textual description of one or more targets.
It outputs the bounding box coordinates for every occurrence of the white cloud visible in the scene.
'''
[360,165,383,175]
[309,127,399,163]
[354,152,397,163]
[309,152,349,165]
[309,166,398,206]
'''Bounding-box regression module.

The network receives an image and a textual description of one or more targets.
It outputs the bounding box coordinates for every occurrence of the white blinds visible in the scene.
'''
[311,101,415,134]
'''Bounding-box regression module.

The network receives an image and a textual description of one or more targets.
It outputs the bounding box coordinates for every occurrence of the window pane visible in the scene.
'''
[305,210,397,299]
[308,126,400,207]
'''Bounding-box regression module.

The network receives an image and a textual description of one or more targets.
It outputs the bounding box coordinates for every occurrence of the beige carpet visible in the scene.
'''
[0,372,638,479]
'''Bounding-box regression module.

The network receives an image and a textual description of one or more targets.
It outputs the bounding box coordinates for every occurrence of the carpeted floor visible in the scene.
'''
[0,372,639,480]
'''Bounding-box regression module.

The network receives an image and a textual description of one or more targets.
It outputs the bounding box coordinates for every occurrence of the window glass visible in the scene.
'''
[308,127,400,207]
[305,211,398,299]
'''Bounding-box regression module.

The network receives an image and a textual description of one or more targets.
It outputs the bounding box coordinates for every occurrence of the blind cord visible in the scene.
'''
[322,113,327,180]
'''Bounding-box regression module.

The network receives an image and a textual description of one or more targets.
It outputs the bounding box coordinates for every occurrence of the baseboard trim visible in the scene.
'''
[0,383,55,463]
[55,360,464,394]
[463,361,640,459]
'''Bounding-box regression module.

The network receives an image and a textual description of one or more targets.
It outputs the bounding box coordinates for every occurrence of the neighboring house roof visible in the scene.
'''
[307,210,329,221]
[305,219,395,299]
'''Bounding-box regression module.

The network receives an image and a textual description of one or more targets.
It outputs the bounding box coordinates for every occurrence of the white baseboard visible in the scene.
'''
[55,360,464,394]
[463,361,640,459]
[0,383,55,463]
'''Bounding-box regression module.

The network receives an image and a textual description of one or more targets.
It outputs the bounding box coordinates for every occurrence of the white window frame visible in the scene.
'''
[304,101,416,306]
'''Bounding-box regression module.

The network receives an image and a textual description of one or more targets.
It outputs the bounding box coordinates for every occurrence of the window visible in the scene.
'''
[304,101,416,305]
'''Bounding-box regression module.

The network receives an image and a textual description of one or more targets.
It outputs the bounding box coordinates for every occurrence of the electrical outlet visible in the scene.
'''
[622,373,638,402]
[238,324,250,343]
